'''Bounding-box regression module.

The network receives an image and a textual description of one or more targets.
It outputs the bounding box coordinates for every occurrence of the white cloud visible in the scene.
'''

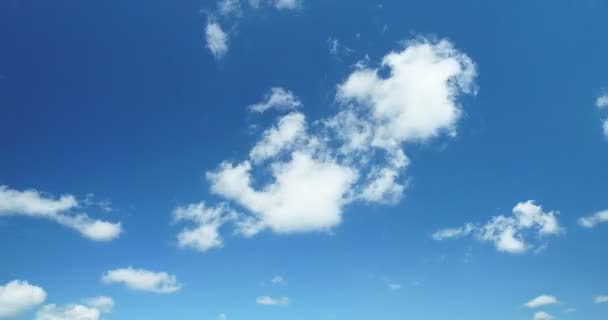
[248,0,300,10]
[525,295,559,308]
[270,275,285,285]
[248,87,303,113]
[0,280,46,318]
[578,210,608,228]
[256,296,289,306]
[101,267,182,293]
[36,296,114,320]
[208,152,358,234]
[192,38,477,245]
[433,201,562,254]
[173,202,237,252]
[82,296,114,313]
[217,313,228,320]
[0,185,122,241]
[218,0,241,16]
[597,93,608,109]
[206,21,229,59]
[594,295,608,304]
[36,304,100,320]
[250,112,306,162]
[533,311,555,320]
[603,119,608,138]
[337,38,476,145]
[432,223,475,240]
[327,37,352,57]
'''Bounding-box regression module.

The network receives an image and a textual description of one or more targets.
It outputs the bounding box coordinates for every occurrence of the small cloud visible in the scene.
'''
[256,296,290,306]
[387,283,402,291]
[271,275,285,285]
[525,295,559,308]
[533,311,555,320]
[101,267,182,293]
[579,210,608,228]
[248,87,302,113]
[217,313,228,320]
[205,20,229,59]
[594,295,608,304]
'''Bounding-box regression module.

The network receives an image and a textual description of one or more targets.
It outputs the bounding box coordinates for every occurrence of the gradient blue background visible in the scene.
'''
[1,0,607,319]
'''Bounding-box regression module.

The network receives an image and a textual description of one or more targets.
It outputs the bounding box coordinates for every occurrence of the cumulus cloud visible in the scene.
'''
[0,185,121,241]
[578,210,608,228]
[173,202,237,252]
[36,304,100,320]
[525,295,559,308]
[0,280,46,318]
[533,311,555,320]
[594,295,608,304]
[82,296,114,314]
[248,87,303,113]
[433,201,562,254]
[256,296,290,306]
[175,38,477,247]
[206,21,229,59]
[101,267,182,293]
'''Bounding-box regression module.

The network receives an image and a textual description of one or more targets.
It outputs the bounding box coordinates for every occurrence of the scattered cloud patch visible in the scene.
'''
[433,201,562,254]
[248,87,303,113]
[82,296,114,314]
[101,267,182,293]
[195,38,477,243]
[579,210,608,228]
[271,275,285,285]
[525,295,559,308]
[206,21,229,59]
[594,295,608,304]
[533,311,555,320]
[218,0,241,16]
[597,91,608,138]
[256,296,290,306]
[36,304,100,320]
[249,0,301,10]
[173,202,237,252]
[0,280,46,318]
[0,185,121,241]
[327,37,352,57]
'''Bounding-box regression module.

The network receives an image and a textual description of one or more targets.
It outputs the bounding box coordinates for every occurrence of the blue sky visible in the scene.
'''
[1,0,608,319]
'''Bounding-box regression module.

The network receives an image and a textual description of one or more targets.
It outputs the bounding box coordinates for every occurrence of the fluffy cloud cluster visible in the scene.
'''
[205,0,301,58]
[0,280,46,318]
[597,91,608,138]
[256,295,289,306]
[595,295,608,304]
[0,185,121,241]
[101,267,182,293]
[579,210,608,228]
[175,38,477,250]
[36,297,114,320]
[432,201,562,254]
[173,202,238,251]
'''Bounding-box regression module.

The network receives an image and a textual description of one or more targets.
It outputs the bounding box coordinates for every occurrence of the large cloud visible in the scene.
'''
[432,201,562,254]
[0,185,121,241]
[101,267,182,293]
[175,38,477,250]
[0,280,47,318]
